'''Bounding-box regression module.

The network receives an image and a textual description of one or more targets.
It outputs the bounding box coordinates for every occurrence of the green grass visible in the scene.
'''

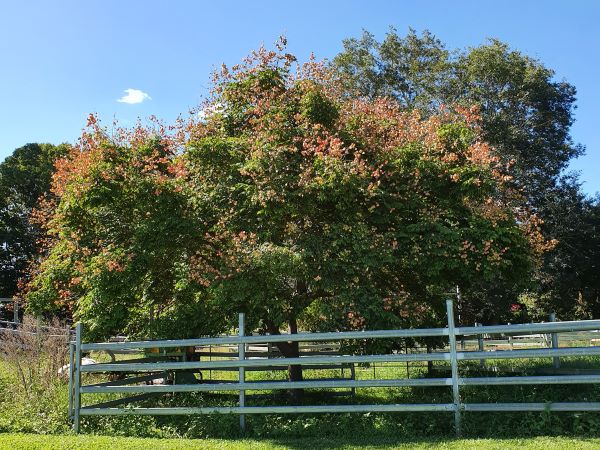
[2,434,600,449]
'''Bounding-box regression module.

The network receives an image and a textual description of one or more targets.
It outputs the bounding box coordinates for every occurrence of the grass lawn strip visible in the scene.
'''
[1,434,600,450]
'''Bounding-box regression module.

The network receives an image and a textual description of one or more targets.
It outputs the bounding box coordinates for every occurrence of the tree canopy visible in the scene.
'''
[24,44,542,352]
[334,28,598,322]
[334,28,582,195]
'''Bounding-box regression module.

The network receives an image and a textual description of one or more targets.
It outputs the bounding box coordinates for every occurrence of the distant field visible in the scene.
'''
[2,434,600,450]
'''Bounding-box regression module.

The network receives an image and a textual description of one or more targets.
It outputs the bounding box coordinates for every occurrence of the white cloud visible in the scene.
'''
[117,88,151,104]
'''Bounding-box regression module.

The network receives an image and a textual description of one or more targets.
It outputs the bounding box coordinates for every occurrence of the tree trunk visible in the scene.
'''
[273,316,304,402]
[426,345,433,376]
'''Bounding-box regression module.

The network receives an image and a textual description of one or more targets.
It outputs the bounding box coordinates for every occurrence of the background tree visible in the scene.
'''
[532,179,600,319]
[334,28,593,322]
[334,28,452,111]
[0,143,67,299]
[334,29,581,191]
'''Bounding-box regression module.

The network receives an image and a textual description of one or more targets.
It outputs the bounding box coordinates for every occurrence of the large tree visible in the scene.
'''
[186,48,540,380]
[191,42,542,354]
[25,45,541,387]
[0,143,67,298]
[334,28,589,322]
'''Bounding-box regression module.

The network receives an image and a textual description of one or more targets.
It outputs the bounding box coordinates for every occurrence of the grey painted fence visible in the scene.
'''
[68,300,600,436]
[0,298,19,324]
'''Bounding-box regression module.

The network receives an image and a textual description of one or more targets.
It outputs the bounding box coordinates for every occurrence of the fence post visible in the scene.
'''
[550,312,560,369]
[238,313,246,434]
[476,323,485,368]
[13,299,19,324]
[67,341,74,420]
[446,299,461,436]
[73,322,82,433]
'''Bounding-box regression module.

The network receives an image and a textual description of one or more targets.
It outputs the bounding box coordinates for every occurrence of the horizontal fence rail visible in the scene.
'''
[69,300,600,436]
[457,321,600,336]
[80,404,457,416]
[80,327,449,351]
[80,353,450,373]
[81,378,453,394]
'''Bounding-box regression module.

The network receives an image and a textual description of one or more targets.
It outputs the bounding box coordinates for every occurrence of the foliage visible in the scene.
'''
[23,43,540,351]
[334,28,581,191]
[0,143,68,298]
[183,43,540,356]
[533,179,600,319]
[334,28,452,111]
[333,28,594,323]
[23,118,222,340]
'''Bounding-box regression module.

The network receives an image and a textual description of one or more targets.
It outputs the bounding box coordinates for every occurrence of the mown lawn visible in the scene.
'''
[2,434,600,450]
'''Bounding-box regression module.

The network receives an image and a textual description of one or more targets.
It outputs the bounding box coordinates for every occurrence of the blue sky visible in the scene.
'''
[1,1,598,194]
